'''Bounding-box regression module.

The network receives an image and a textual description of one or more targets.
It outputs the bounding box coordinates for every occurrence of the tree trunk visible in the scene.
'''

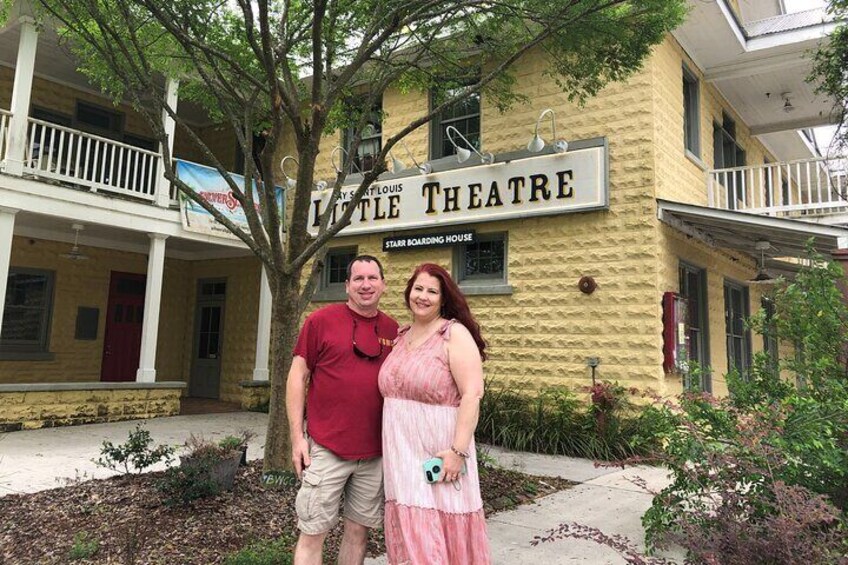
[263,274,302,473]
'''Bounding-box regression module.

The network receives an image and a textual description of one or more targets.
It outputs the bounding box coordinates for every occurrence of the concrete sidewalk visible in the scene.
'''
[0,413,681,563]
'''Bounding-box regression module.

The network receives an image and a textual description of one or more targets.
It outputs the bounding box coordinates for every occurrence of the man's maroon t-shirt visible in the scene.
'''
[294,303,399,460]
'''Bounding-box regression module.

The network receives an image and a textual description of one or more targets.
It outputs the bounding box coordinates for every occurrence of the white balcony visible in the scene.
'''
[0,110,172,204]
[708,157,848,225]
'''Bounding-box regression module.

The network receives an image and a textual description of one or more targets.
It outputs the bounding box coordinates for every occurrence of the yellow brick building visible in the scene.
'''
[1,0,845,428]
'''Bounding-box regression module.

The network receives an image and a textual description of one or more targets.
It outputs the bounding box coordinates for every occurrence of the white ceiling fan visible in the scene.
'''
[59,223,89,261]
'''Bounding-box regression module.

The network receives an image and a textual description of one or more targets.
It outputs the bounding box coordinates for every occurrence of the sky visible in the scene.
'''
[784,0,827,12]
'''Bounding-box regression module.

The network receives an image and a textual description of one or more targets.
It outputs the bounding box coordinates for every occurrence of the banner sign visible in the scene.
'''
[308,145,607,237]
[383,230,476,252]
[176,160,284,239]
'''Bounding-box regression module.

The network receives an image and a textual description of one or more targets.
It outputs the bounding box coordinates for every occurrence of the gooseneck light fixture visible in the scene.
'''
[330,146,364,176]
[527,108,568,153]
[281,155,326,190]
[445,125,493,165]
[390,139,432,175]
[280,155,299,189]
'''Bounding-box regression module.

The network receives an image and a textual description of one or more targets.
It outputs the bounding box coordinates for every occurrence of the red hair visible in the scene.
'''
[403,263,488,361]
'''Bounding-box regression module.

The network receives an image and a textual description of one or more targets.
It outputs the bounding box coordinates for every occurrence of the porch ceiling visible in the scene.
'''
[657,198,848,260]
[0,19,213,126]
[12,211,253,261]
[673,1,838,143]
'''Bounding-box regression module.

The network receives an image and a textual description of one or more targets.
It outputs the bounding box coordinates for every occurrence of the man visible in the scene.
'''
[286,255,399,565]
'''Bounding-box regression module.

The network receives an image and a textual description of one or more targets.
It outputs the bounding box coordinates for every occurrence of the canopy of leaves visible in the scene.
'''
[812,0,848,152]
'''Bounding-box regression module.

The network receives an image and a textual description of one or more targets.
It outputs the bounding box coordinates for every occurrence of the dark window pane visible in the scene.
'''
[136,305,144,324]
[117,277,145,295]
[463,236,504,279]
[1,269,53,351]
[199,332,209,358]
[115,304,123,323]
[201,307,211,331]
[327,249,357,285]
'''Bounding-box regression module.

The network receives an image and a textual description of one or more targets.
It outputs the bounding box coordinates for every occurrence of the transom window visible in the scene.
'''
[1,268,55,354]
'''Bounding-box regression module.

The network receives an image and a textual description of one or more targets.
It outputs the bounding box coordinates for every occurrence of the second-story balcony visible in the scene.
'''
[708,156,848,225]
[0,108,176,204]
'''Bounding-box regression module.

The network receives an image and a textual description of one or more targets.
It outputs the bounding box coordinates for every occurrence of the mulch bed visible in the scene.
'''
[0,460,573,564]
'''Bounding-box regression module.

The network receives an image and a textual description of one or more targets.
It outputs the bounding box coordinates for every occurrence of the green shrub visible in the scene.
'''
[68,531,99,560]
[224,536,295,565]
[478,378,668,461]
[155,435,241,506]
[643,244,848,560]
[95,423,175,475]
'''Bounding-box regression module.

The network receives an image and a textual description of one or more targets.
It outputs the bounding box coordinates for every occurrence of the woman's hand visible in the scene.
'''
[435,449,465,482]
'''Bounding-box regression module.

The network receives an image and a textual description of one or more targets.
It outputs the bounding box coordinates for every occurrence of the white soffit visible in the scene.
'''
[657,198,848,257]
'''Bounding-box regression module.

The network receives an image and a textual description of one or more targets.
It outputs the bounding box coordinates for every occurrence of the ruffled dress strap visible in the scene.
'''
[438,318,458,339]
[393,324,412,346]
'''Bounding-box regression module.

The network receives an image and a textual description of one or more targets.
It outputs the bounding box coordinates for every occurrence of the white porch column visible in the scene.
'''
[154,78,180,208]
[0,208,19,338]
[252,266,272,381]
[136,233,168,382]
[5,17,38,176]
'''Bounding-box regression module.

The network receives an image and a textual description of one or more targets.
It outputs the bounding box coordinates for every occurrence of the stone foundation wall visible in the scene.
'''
[0,383,185,431]
[240,381,270,412]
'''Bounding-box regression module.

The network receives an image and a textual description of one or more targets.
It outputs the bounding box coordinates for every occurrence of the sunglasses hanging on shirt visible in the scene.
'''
[352,317,383,360]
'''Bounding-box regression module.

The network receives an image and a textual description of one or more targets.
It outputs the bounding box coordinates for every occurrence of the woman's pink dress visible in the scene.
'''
[378,320,491,565]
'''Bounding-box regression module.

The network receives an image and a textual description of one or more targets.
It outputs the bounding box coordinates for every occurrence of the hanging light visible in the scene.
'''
[527,108,568,153]
[59,224,89,261]
[749,240,776,284]
[280,156,298,189]
[445,126,493,164]
[390,140,432,174]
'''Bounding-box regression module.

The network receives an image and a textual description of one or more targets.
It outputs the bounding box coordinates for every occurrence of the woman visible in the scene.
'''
[379,263,491,564]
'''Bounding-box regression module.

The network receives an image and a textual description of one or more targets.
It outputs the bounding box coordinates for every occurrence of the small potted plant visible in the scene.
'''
[218,429,256,467]
[178,435,242,491]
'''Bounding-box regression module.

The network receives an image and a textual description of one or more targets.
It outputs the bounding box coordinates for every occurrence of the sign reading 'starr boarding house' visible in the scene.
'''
[307,143,609,237]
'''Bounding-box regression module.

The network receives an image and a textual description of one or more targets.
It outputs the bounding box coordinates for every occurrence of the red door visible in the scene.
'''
[101,272,146,382]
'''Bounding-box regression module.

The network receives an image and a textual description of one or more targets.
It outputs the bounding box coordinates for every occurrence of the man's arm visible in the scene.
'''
[285,355,311,478]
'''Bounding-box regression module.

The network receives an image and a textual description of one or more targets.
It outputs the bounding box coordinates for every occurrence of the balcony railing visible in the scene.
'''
[22,117,161,202]
[708,157,848,219]
[0,109,10,161]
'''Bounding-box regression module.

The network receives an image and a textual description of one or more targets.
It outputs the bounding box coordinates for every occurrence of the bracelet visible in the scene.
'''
[450,445,469,459]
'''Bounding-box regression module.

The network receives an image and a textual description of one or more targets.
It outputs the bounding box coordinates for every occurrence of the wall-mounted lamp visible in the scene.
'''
[528,108,568,153]
[280,155,298,189]
[390,140,432,174]
[330,146,365,176]
[446,125,493,164]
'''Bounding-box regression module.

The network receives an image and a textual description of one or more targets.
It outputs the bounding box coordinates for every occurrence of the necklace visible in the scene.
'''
[406,318,444,349]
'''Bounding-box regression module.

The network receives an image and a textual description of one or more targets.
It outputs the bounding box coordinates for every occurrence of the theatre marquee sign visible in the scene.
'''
[308,144,607,236]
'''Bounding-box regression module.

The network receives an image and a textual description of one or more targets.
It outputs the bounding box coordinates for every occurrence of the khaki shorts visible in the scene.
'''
[295,439,384,535]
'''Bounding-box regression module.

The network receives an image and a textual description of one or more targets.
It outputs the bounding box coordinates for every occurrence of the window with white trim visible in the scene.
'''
[343,99,382,173]
[430,84,481,160]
